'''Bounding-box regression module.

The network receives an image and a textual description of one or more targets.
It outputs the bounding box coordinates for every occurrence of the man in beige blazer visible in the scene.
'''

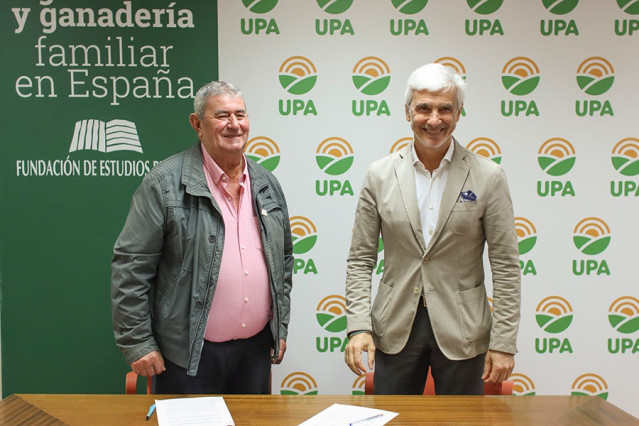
[344,63,521,395]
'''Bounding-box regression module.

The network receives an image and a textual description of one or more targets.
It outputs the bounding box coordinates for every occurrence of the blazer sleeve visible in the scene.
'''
[484,166,521,355]
[345,165,382,335]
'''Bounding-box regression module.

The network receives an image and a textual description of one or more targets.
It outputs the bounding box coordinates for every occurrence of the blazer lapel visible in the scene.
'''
[394,147,427,252]
[426,140,470,253]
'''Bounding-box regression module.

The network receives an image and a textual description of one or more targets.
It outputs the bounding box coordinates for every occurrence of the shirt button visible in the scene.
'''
[244,297,249,303]
[226,196,232,201]
[242,323,246,328]
[413,287,420,294]
[429,229,434,235]
[244,270,249,275]
[428,205,433,210]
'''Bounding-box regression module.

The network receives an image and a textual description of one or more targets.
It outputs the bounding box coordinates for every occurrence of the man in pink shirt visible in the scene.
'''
[112,81,293,394]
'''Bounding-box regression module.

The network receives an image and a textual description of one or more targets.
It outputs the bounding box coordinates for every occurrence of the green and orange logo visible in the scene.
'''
[509,373,536,396]
[467,0,504,14]
[608,296,639,334]
[617,0,639,14]
[279,56,318,95]
[316,295,347,333]
[244,136,280,172]
[392,0,429,14]
[515,217,537,255]
[351,374,366,395]
[467,138,502,164]
[435,57,467,80]
[538,138,576,176]
[502,57,540,96]
[390,137,412,153]
[571,374,608,400]
[576,57,615,96]
[280,372,319,395]
[316,0,353,14]
[573,217,611,255]
[352,57,391,96]
[290,216,318,254]
[542,0,579,14]
[316,137,354,175]
[242,0,278,14]
[536,296,573,333]
[611,138,639,177]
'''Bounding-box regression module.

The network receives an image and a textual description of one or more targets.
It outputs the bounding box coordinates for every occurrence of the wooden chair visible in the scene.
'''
[125,371,152,394]
[364,368,514,395]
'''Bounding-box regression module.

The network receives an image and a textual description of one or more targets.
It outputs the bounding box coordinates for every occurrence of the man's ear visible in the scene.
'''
[189,113,201,133]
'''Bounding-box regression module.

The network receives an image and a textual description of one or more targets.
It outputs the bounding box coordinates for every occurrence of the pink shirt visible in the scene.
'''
[201,145,271,342]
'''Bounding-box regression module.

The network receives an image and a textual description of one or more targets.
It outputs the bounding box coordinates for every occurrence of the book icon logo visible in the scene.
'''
[69,119,143,154]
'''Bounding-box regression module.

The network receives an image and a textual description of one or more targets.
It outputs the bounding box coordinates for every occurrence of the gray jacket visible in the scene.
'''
[111,143,293,375]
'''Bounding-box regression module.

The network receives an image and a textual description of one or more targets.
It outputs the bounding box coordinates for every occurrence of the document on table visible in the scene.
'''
[155,396,234,426]
[299,403,398,425]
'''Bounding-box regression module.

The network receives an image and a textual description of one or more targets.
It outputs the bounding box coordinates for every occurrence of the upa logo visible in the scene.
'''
[280,372,319,395]
[540,0,580,36]
[465,0,504,36]
[315,137,355,197]
[467,138,502,164]
[240,0,279,35]
[607,296,639,354]
[536,138,576,197]
[610,138,639,197]
[290,216,318,275]
[244,136,280,172]
[575,57,615,116]
[501,57,540,117]
[352,57,392,117]
[315,0,355,35]
[515,217,537,276]
[509,373,536,396]
[535,296,574,354]
[390,0,429,36]
[351,375,366,395]
[615,0,639,36]
[572,217,611,276]
[571,374,609,400]
[316,295,348,353]
[435,57,467,116]
[278,56,318,116]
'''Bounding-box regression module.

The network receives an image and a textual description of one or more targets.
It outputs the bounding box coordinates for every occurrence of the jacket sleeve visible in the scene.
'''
[345,165,381,335]
[484,166,521,355]
[111,174,165,365]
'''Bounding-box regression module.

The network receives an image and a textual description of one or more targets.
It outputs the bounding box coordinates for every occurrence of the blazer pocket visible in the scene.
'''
[371,280,394,337]
[449,203,482,235]
[456,284,491,344]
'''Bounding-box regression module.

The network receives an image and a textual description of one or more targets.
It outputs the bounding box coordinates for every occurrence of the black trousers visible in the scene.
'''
[374,299,485,395]
[153,324,273,394]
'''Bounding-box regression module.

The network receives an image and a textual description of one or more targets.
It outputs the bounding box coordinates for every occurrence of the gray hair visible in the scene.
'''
[404,63,465,108]
[193,81,245,118]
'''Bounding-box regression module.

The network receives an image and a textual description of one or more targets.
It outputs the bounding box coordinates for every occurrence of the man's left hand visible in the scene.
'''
[482,350,514,384]
[272,338,286,364]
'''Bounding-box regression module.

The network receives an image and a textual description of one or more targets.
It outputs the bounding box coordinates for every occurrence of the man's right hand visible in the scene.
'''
[131,350,166,377]
[344,332,375,375]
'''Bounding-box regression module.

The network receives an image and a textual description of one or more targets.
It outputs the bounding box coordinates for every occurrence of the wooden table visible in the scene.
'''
[1,393,637,425]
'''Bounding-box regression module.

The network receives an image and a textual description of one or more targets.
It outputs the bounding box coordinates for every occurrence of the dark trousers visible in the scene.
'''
[374,299,485,395]
[154,325,273,394]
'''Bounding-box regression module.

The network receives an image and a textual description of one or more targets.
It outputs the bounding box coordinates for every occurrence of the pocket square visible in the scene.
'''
[460,190,477,202]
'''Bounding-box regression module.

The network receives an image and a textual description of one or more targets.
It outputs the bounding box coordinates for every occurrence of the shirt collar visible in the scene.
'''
[411,139,455,170]
[201,143,248,185]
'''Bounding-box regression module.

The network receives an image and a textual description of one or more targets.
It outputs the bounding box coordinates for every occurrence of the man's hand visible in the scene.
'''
[482,350,514,384]
[344,332,375,375]
[272,338,287,364]
[131,350,166,377]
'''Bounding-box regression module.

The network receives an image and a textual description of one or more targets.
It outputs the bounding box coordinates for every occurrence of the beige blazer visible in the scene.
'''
[346,140,521,360]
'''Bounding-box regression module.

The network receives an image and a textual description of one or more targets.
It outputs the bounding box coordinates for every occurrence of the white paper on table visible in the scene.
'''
[298,403,398,426]
[155,396,235,426]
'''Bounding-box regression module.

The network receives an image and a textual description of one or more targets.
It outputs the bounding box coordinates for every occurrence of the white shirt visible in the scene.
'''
[412,141,455,248]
